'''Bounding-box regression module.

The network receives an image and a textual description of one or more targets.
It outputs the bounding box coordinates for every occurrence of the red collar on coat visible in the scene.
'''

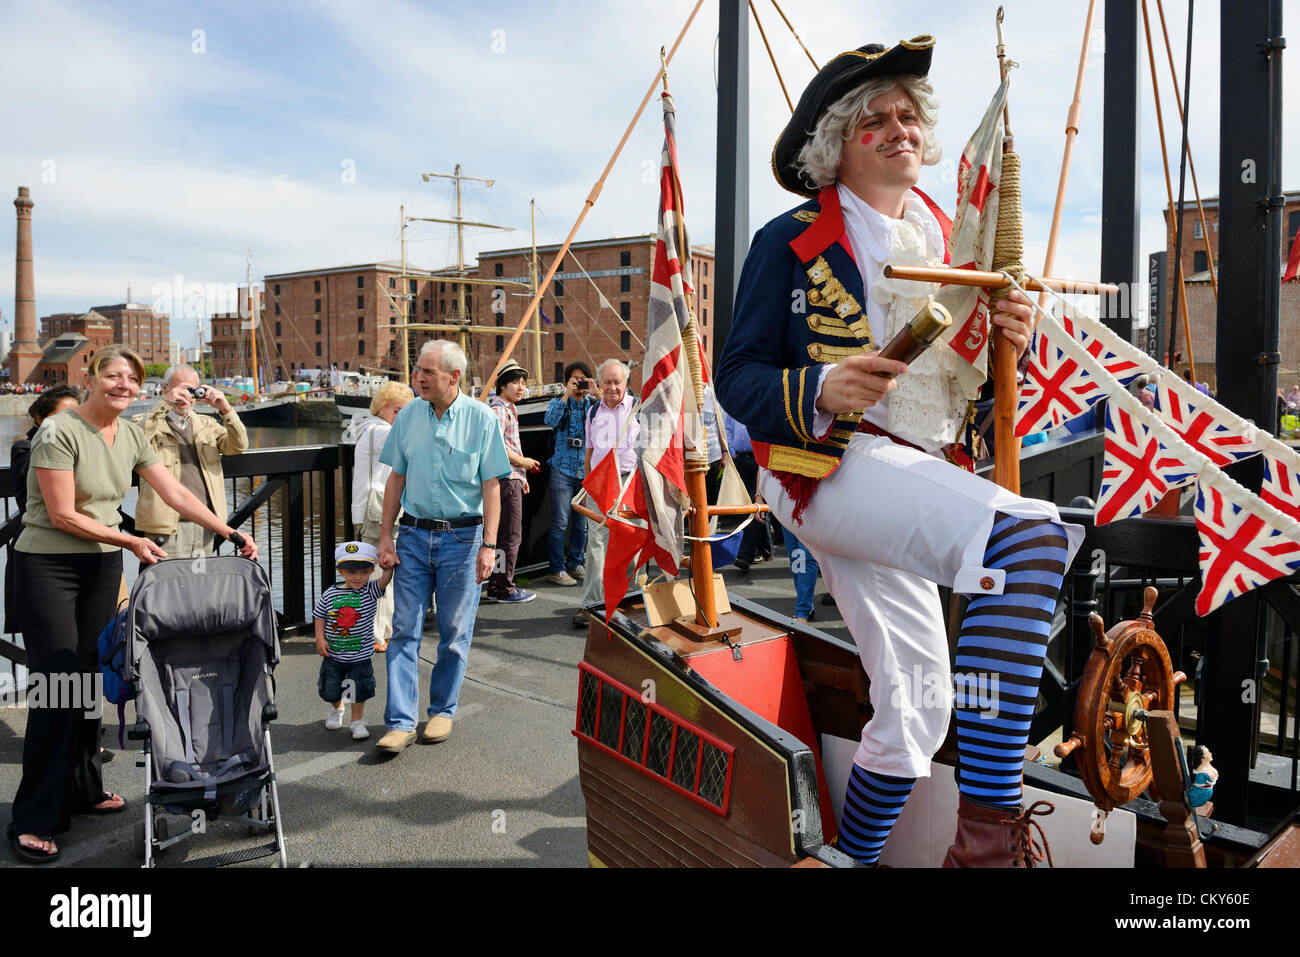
[788,185,953,265]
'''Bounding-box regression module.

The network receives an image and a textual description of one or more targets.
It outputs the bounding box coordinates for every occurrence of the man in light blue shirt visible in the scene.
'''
[375,339,511,753]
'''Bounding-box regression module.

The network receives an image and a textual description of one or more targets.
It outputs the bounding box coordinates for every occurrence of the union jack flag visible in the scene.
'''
[1062,313,1146,386]
[1261,452,1300,522]
[1096,402,1197,525]
[1194,480,1300,616]
[1151,379,1260,467]
[1015,322,1108,436]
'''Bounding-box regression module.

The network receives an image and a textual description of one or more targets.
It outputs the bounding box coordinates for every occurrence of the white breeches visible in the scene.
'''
[759,432,1083,779]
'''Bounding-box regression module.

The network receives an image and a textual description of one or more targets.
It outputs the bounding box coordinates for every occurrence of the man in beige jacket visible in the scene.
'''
[133,365,248,558]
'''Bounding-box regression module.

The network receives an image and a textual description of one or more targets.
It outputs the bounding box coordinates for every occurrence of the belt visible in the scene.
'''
[856,420,926,454]
[398,515,483,532]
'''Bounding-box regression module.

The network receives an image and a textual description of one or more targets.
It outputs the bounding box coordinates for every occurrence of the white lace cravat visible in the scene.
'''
[872,211,971,447]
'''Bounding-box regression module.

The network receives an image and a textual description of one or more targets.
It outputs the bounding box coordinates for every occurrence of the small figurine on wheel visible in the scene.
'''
[1186,745,1218,815]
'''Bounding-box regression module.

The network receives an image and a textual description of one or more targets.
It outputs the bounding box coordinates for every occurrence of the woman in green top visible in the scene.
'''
[7,345,258,864]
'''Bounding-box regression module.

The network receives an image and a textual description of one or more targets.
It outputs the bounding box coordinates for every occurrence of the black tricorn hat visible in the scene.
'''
[771,35,935,198]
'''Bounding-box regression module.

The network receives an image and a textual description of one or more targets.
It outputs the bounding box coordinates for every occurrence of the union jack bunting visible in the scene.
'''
[1061,312,1146,386]
[1096,402,1197,525]
[1261,452,1300,522]
[1194,480,1300,616]
[1151,379,1260,467]
[1014,322,1108,436]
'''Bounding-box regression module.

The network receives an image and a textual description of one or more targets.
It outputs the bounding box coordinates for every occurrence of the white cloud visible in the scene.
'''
[0,0,1295,355]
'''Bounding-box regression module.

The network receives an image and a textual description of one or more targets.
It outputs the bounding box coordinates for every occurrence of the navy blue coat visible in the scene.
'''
[715,185,950,490]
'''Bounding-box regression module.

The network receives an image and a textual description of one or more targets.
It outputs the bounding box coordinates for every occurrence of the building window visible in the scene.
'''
[703,283,708,299]
[1193,220,1203,240]
[424,300,431,314]
[439,299,445,313]
[494,263,503,277]
[315,342,321,356]
[275,322,281,336]
[556,333,565,352]
[496,315,504,327]
[620,302,631,321]
[389,277,395,289]
[275,343,281,356]
[1289,210,1300,242]
[358,341,364,355]
[314,299,321,313]
[702,261,708,276]
[343,361,350,370]
[315,319,322,334]
[620,275,631,293]
[495,335,504,352]
[620,330,631,349]
[440,282,446,293]
[314,280,321,293]
[357,295,364,309]
[1193,250,1208,273]
[357,316,365,332]
[555,305,564,324]
[275,303,281,316]
[409,280,417,294]
[555,361,564,383]
[554,279,564,297]
[274,284,281,295]
[620,251,631,267]
[702,308,708,326]
[357,276,364,289]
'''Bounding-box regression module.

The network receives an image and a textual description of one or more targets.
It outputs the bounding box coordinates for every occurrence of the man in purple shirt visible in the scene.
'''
[574,358,639,628]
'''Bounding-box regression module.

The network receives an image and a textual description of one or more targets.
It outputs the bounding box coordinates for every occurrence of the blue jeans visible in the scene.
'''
[547,468,587,574]
[384,524,482,731]
[781,526,820,620]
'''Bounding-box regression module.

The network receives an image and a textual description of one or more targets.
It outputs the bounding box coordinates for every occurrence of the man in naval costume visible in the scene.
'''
[715,35,1084,867]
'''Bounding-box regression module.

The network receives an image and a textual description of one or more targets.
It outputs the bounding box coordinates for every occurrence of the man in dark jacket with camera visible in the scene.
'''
[133,364,248,558]
[542,362,600,586]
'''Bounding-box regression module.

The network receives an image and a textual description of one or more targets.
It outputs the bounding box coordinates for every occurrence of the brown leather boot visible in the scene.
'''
[942,798,1055,868]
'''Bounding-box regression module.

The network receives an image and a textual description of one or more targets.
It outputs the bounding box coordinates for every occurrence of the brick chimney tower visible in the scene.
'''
[11,186,43,383]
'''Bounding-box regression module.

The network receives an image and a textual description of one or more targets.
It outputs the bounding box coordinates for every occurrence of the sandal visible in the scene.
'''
[81,792,128,815]
[9,834,60,864]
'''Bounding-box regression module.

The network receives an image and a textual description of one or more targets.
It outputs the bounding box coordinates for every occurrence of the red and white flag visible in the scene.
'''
[938,79,1008,396]
[1096,402,1196,525]
[635,91,700,573]
[1194,479,1300,616]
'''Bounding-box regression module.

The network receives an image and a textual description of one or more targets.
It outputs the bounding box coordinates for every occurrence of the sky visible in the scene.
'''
[0,0,1295,352]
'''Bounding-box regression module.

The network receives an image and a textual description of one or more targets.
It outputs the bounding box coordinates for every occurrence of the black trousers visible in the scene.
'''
[7,549,121,839]
[732,453,773,561]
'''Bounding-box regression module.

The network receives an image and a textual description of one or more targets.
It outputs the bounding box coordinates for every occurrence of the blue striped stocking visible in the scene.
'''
[837,764,916,864]
[954,513,1069,808]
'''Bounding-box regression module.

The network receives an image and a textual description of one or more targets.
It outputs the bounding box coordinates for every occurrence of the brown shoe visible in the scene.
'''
[375,729,417,754]
[942,798,1055,868]
[421,715,453,743]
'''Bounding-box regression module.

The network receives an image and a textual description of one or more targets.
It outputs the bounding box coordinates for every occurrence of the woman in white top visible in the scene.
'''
[349,381,414,651]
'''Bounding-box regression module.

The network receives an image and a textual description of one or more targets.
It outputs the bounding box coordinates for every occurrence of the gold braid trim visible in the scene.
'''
[766,444,841,479]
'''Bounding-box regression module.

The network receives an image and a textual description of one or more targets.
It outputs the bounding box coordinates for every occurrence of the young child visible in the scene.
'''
[314,541,393,740]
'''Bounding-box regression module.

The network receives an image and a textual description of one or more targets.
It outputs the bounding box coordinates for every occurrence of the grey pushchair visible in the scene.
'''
[125,555,288,868]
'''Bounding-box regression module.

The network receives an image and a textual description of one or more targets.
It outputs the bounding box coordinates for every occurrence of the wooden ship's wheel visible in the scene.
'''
[1055,587,1187,823]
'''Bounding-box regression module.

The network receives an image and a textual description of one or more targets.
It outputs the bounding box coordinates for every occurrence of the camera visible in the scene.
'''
[576,378,589,390]
[186,386,207,399]
[567,437,583,449]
